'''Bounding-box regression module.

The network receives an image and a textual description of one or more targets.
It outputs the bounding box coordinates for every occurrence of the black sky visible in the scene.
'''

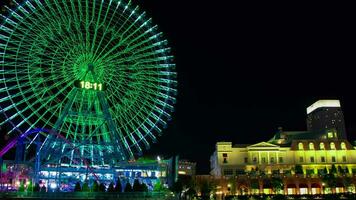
[1,1,356,174]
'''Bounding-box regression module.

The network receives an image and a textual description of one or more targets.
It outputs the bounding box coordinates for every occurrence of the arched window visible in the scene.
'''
[341,142,346,150]
[309,142,314,150]
[298,142,304,150]
[320,142,325,150]
[330,142,336,150]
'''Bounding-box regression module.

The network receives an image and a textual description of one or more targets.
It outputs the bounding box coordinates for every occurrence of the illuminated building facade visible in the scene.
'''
[0,157,176,192]
[178,160,196,176]
[307,100,347,139]
[210,100,356,195]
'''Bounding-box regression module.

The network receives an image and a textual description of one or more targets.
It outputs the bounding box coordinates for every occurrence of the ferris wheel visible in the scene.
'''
[0,0,176,166]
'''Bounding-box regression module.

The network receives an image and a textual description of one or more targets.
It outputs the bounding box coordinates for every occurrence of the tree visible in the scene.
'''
[92,181,99,192]
[40,185,47,192]
[108,182,115,192]
[74,182,82,192]
[322,173,337,193]
[99,183,106,192]
[27,180,33,192]
[200,180,212,200]
[114,178,122,192]
[271,177,284,194]
[171,179,183,194]
[330,164,337,175]
[133,179,141,192]
[82,182,90,192]
[154,179,164,192]
[33,183,40,192]
[294,165,303,175]
[141,183,148,192]
[124,182,133,192]
[18,181,25,192]
[250,179,259,190]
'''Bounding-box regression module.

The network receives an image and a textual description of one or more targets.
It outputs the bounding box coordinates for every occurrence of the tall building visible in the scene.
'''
[306,100,347,139]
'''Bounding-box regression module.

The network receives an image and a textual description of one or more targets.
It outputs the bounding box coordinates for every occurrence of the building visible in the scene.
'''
[306,100,347,139]
[0,156,177,192]
[178,160,196,176]
[210,100,356,195]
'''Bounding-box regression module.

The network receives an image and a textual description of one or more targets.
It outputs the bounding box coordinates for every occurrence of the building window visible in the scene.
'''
[270,157,275,163]
[330,142,336,150]
[223,169,233,176]
[298,142,304,150]
[279,157,283,163]
[342,156,347,162]
[299,157,304,163]
[262,157,266,163]
[320,142,325,150]
[244,157,248,163]
[223,158,228,163]
[332,156,336,163]
[310,157,315,163]
[321,156,326,162]
[309,143,314,150]
[341,142,346,150]
[223,153,228,157]
[253,157,257,163]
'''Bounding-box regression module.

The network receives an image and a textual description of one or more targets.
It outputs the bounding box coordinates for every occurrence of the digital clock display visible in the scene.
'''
[74,80,105,91]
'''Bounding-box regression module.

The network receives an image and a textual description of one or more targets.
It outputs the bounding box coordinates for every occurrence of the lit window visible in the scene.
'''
[341,142,346,150]
[309,143,314,150]
[298,142,304,150]
[328,132,334,138]
[330,142,336,150]
[320,143,325,150]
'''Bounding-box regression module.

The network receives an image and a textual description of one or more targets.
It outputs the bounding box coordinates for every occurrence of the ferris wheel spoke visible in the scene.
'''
[1,0,176,162]
[0,82,74,128]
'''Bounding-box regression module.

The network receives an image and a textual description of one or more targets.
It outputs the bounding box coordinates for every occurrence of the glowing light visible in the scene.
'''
[307,100,341,114]
[50,183,57,189]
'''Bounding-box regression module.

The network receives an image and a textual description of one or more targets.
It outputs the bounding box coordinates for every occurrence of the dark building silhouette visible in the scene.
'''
[306,100,347,139]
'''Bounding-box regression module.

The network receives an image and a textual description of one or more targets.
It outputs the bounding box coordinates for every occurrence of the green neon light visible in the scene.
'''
[0,0,177,165]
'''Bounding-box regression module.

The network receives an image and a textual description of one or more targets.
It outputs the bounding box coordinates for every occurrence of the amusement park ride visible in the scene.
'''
[0,0,176,189]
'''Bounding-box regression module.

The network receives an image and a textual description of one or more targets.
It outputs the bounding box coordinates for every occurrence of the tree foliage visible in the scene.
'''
[99,183,106,192]
[271,177,284,193]
[294,165,303,175]
[124,182,133,192]
[115,178,122,192]
[108,182,115,192]
[133,179,141,192]
[92,181,99,192]
[82,182,90,192]
[74,182,81,192]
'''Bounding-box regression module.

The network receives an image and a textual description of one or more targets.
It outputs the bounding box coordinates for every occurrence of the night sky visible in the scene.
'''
[1,1,356,174]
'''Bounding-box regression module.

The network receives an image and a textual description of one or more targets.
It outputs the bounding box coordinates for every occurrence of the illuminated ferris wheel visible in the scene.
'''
[0,0,177,166]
